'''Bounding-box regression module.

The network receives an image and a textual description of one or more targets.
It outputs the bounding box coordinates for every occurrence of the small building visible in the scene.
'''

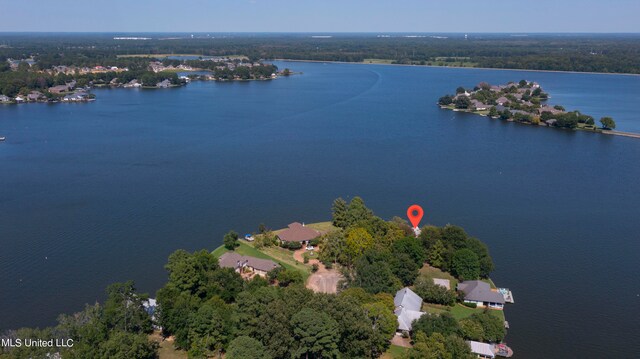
[27,91,44,102]
[432,278,451,290]
[14,96,25,103]
[457,281,505,310]
[467,340,495,359]
[0,95,11,103]
[394,287,426,332]
[277,222,320,244]
[218,252,280,277]
[471,100,488,111]
[496,97,509,106]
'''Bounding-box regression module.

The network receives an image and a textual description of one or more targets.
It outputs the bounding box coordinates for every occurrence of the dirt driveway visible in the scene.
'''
[294,248,343,294]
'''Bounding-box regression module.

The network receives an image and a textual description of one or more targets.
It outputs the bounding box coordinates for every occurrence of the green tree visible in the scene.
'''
[427,240,446,268]
[469,311,506,342]
[600,116,616,129]
[350,258,402,294]
[363,302,397,357]
[459,317,485,341]
[412,312,460,338]
[454,96,471,109]
[226,336,271,359]
[389,252,420,286]
[408,332,452,359]
[451,249,480,280]
[290,308,340,359]
[347,197,374,227]
[223,230,240,250]
[331,197,349,229]
[413,277,456,306]
[345,227,375,262]
[103,281,152,334]
[97,331,158,359]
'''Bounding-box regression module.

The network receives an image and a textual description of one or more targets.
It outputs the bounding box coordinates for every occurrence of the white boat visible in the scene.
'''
[0,137,5,141]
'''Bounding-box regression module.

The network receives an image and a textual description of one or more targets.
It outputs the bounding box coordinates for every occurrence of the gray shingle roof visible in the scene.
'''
[218,252,280,272]
[394,307,426,331]
[457,280,505,304]
[394,287,423,312]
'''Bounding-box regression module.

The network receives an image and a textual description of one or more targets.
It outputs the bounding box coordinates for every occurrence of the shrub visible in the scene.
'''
[462,302,477,308]
[303,254,310,264]
[311,264,319,273]
[324,262,333,270]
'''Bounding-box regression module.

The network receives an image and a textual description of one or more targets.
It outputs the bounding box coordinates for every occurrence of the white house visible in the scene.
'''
[457,281,505,310]
[467,340,495,359]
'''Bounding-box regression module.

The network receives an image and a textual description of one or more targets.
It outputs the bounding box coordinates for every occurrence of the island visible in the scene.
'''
[438,80,622,136]
[0,197,514,359]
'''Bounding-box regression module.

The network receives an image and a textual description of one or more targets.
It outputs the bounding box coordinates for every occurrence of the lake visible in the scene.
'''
[1,61,639,358]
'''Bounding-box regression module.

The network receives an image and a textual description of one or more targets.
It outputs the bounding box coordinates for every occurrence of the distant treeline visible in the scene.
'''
[1,33,639,74]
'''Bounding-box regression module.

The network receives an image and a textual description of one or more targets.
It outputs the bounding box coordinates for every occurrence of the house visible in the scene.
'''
[394,287,426,332]
[27,91,44,102]
[0,95,11,103]
[49,85,69,94]
[538,105,564,115]
[277,222,320,244]
[471,100,488,111]
[156,79,171,88]
[14,96,25,103]
[467,340,495,359]
[395,287,423,311]
[457,281,505,309]
[218,252,280,277]
[496,97,509,106]
[433,278,451,290]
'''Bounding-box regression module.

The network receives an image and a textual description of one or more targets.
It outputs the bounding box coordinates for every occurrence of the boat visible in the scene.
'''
[0,137,5,141]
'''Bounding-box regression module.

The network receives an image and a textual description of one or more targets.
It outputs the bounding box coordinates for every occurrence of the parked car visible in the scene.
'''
[244,234,255,241]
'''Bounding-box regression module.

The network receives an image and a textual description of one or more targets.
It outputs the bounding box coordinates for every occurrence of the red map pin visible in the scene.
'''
[407,205,424,228]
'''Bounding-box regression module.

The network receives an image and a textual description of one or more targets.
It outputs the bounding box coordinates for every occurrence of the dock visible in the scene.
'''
[498,288,514,303]
[602,130,640,139]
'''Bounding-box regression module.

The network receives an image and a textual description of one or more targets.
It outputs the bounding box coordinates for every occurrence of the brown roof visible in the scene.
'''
[277,222,320,242]
[218,252,280,272]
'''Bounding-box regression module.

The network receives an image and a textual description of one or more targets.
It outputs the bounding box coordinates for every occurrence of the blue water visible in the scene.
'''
[1,62,639,358]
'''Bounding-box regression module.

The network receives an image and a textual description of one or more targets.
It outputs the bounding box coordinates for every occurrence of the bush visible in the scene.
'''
[324,262,333,270]
[414,277,457,306]
[309,238,321,246]
[462,302,477,308]
[311,264,319,273]
[281,241,302,250]
[303,254,310,264]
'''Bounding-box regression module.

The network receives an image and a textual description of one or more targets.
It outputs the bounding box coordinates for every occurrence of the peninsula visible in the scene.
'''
[439,80,620,134]
[0,197,514,359]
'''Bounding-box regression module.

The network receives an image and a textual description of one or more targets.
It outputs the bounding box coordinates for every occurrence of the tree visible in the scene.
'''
[455,86,466,94]
[392,236,426,266]
[488,106,499,117]
[346,197,374,227]
[345,227,375,262]
[223,230,240,250]
[438,95,453,106]
[188,300,232,357]
[600,116,616,129]
[454,96,471,109]
[413,277,456,306]
[468,311,506,342]
[389,253,419,286]
[103,281,152,334]
[97,331,158,359]
[459,317,485,341]
[363,302,398,357]
[290,308,340,359]
[408,332,452,359]
[331,197,349,228]
[412,312,460,338]
[427,240,446,268]
[451,249,480,280]
[350,259,402,294]
[226,336,272,359]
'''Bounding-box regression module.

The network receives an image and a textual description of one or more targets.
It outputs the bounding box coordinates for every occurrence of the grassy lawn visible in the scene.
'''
[363,58,395,64]
[305,221,338,233]
[422,303,452,315]
[382,344,410,359]
[450,304,506,322]
[212,241,310,281]
[418,264,458,290]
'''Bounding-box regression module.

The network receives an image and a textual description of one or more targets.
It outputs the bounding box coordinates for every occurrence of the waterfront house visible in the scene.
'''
[471,100,488,111]
[467,340,495,359]
[277,222,320,244]
[15,96,25,103]
[457,281,505,309]
[218,252,280,277]
[496,97,509,106]
[27,91,44,102]
[394,287,426,332]
[49,85,69,94]
[156,79,171,88]
[0,95,11,103]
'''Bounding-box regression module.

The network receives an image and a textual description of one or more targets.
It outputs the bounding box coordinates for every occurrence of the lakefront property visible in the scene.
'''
[438,80,624,136]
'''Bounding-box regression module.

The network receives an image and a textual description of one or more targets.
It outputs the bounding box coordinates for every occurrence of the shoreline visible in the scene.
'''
[442,106,640,138]
[272,58,640,77]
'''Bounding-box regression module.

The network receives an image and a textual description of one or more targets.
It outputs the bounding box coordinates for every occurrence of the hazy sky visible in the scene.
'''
[0,0,638,33]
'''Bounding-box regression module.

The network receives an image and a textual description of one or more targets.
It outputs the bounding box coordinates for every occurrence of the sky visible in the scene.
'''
[0,0,639,33]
